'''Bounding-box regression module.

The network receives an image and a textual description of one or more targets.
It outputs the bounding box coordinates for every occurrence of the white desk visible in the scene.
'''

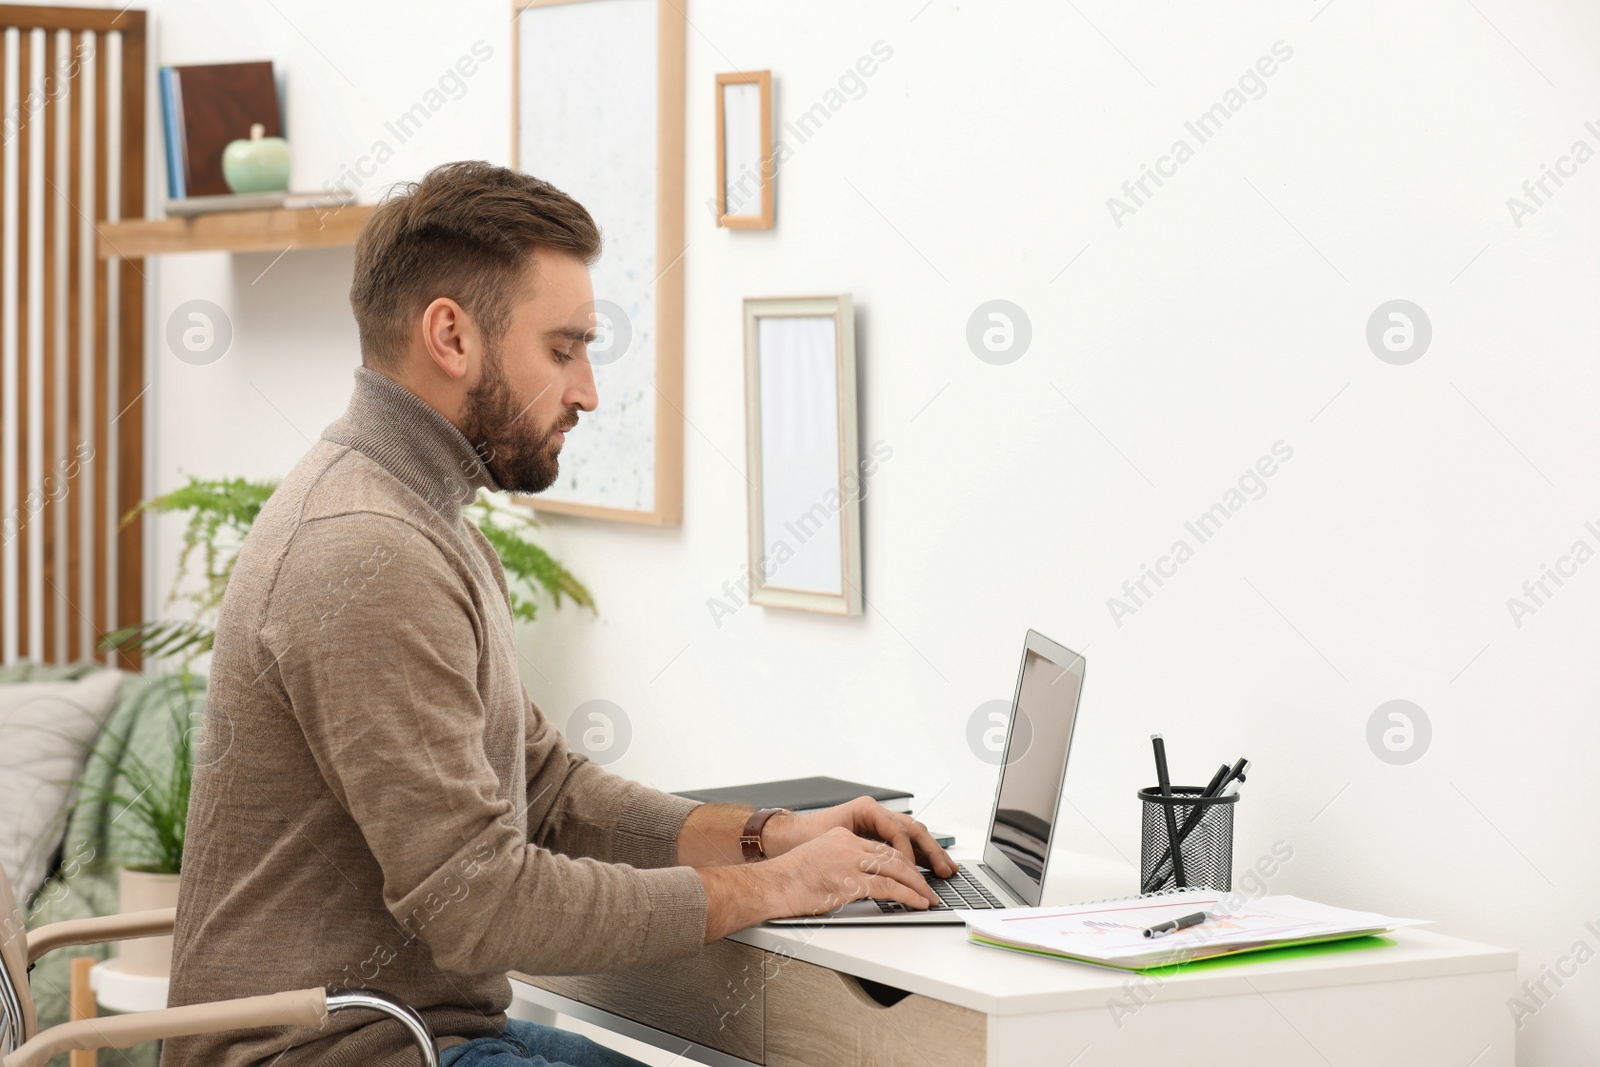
[510,921,1516,1066]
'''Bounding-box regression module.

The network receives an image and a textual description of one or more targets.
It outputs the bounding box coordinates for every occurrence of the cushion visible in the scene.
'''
[24,672,199,1067]
[0,669,125,904]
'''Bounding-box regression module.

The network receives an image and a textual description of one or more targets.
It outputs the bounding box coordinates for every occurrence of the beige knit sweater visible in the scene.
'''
[162,369,707,1067]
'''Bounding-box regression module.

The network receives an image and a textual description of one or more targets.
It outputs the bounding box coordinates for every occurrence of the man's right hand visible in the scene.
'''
[769,826,940,916]
[699,826,940,941]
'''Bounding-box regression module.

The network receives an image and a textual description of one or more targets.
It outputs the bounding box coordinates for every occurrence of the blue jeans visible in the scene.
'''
[439,1018,648,1067]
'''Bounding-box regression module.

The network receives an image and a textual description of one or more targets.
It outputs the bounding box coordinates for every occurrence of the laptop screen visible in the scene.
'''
[986,634,1085,901]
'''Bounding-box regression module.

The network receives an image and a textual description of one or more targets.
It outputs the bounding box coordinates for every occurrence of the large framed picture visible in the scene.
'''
[741,295,862,616]
[512,0,686,524]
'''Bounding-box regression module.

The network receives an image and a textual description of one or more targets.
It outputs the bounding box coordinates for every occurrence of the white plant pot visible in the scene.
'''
[116,867,180,977]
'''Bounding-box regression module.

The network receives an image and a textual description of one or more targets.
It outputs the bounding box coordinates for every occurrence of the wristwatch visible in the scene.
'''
[739,807,791,862]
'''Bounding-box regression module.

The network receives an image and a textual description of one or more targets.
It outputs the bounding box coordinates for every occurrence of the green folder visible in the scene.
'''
[968,931,1397,973]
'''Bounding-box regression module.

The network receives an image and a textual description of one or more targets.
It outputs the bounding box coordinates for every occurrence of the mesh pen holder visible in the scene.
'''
[1138,786,1238,893]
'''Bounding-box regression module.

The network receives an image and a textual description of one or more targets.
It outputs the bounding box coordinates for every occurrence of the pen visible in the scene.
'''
[1200,762,1231,799]
[1143,910,1210,938]
[1151,733,1186,888]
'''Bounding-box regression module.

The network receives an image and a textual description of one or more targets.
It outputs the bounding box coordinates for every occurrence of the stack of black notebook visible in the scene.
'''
[674,776,913,815]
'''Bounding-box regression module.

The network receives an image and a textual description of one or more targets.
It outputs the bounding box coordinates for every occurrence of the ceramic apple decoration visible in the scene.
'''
[222,122,290,194]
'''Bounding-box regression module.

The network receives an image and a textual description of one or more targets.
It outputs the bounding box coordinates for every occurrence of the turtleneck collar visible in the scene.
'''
[322,366,501,518]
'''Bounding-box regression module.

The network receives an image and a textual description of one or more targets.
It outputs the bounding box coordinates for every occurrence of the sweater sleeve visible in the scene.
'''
[523,694,701,869]
[259,512,707,976]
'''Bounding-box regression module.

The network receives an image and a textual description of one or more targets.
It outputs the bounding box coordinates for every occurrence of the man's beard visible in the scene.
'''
[459,344,573,495]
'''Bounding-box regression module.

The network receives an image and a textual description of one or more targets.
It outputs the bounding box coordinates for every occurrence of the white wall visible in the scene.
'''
[120,0,1600,1061]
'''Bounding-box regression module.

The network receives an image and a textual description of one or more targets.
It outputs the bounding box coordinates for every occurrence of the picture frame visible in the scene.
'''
[741,295,862,616]
[511,0,686,524]
[715,70,774,229]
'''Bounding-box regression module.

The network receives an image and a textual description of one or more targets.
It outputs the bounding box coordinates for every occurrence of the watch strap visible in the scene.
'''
[739,807,790,862]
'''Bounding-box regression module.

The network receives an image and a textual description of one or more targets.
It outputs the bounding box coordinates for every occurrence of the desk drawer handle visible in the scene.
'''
[835,972,912,1010]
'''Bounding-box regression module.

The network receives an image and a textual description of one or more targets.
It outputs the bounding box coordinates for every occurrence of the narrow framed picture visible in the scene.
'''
[716,70,774,229]
[742,295,861,615]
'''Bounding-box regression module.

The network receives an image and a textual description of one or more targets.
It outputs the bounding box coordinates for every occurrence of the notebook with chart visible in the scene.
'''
[963,890,1428,971]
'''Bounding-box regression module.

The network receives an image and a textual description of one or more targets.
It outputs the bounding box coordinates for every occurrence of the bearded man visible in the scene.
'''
[162,161,952,1067]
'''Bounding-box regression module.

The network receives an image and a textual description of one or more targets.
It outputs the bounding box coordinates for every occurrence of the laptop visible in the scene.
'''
[769,629,1086,925]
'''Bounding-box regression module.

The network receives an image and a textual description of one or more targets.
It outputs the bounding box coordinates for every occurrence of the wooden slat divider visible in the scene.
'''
[89,26,107,664]
[41,27,56,663]
[114,20,143,671]
[0,5,137,33]
[0,9,142,667]
[0,28,8,660]
[16,27,31,660]
[64,28,82,661]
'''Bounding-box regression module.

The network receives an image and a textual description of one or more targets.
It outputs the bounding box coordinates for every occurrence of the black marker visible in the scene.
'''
[1151,734,1186,888]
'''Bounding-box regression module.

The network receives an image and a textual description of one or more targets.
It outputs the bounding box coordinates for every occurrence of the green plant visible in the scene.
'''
[73,673,198,875]
[465,496,595,621]
[101,476,273,666]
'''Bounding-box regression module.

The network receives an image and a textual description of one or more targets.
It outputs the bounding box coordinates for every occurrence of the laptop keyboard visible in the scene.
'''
[872,868,1004,913]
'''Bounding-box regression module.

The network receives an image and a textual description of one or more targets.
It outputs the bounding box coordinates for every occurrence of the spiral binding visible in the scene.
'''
[1064,884,1217,908]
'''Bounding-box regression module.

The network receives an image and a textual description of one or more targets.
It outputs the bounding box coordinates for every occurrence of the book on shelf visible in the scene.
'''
[159,66,184,199]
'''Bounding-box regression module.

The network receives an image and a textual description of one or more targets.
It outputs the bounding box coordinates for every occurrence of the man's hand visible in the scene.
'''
[700,825,941,939]
[763,796,957,879]
[690,796,960,940]
[770,826,941,914]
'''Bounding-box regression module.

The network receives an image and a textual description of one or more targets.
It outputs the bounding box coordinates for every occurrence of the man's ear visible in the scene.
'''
[421,297,472,381]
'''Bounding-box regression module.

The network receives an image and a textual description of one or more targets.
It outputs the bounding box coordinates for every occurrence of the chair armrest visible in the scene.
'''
[1,987,327,1067]
[25,909,177,965]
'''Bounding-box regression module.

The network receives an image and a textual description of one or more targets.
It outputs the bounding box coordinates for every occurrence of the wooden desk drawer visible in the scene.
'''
[511,939,767,1063]
[764,955,985,1067]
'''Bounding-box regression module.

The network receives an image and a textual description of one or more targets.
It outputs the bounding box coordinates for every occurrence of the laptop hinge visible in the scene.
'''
[977,864,1023,904]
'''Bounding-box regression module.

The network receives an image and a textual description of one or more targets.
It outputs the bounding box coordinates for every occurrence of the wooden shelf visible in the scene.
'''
[95,204,375,259]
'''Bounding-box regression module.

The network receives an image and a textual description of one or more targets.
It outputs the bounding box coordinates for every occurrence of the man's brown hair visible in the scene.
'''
[349,160,602,369]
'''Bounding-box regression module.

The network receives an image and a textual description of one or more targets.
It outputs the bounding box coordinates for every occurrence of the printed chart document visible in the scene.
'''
[963,891,1429,971]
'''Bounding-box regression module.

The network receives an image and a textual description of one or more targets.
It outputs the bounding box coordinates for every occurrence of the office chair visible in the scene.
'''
[0,867,438,1067]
